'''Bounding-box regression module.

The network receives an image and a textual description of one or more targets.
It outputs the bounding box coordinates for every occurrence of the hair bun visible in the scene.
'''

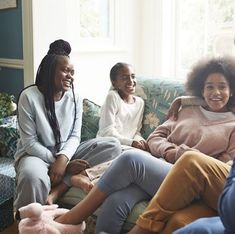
[47,39,71,56]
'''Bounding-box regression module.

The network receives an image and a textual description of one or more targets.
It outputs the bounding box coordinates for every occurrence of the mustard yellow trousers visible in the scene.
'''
[136,151,231,234]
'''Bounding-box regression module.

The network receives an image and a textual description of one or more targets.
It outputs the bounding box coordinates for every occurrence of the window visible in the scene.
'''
[80,0,110,38]
[77,0,114,49]
[162,0,235,79]
[176,0,235,78]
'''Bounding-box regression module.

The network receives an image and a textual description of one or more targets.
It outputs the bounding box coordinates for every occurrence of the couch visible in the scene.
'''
[0,76,185,233]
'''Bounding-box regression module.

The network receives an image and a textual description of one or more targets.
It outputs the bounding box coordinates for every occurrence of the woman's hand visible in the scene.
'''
[217,153,232,163]
[49,154,68,187]
[164,148,177,163]
[132,140,150,152]
[166,97,182,120]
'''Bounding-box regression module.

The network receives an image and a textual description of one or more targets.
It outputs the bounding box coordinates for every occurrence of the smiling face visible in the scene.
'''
[54,56,74,100]
[202,73,232,112]
[112,65,136,99]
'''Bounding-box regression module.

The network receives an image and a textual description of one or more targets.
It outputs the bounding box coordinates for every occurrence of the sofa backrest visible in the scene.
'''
[81,99,100,142]
[136,77,185,139]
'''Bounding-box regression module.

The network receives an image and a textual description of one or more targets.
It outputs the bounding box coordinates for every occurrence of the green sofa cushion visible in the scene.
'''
[81,99,100,142]
[136,77,185,139]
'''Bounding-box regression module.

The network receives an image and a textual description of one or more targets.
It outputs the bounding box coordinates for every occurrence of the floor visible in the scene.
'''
[0,215,18,234]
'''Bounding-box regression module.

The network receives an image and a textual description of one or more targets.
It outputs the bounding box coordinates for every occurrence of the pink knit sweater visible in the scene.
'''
[147,106,235,163]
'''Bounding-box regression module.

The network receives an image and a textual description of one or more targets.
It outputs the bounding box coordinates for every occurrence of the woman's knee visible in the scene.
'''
[110,150,145,174]
[101,137,121,149]
[106,137,120,145]
[18,166,50,189]
[177,151,210,169]
[117,150,166,177]
[178,151,226,176]
[97,137,122,157]
[120,149,149,163]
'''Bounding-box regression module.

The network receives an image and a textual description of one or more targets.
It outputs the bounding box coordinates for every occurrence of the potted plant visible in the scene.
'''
[0,93,17,124]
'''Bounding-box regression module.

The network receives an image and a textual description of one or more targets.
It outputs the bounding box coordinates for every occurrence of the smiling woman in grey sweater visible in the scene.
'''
[14,39,121,212]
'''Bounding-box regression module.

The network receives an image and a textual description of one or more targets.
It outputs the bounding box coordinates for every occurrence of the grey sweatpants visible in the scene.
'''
[94,149,172,234]
[14,137,121,210]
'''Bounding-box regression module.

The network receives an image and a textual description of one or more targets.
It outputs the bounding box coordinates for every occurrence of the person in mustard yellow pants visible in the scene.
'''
[129,151,231,234]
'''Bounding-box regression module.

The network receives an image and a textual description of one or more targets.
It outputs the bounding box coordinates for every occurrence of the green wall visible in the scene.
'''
[0,0,24,99]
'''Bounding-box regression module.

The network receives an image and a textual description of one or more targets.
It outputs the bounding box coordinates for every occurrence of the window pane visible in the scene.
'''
[80,0,110,38]
[177,0,235,77]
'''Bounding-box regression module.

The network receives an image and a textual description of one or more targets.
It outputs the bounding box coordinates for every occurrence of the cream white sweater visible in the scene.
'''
[97,90,144,146]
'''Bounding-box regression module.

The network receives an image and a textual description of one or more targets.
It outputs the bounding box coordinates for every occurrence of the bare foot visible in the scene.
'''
[47,194,54,205]
[47,182,69,205]
[71,174,94,193]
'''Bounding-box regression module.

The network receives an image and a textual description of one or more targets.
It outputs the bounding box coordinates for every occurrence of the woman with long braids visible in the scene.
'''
[14,39,121,213]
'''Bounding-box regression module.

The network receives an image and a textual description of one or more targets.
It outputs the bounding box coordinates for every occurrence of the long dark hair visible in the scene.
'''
[18,39,76,152]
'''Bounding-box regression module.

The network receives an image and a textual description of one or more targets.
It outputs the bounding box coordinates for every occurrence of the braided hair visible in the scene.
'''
[34,39,74,152]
